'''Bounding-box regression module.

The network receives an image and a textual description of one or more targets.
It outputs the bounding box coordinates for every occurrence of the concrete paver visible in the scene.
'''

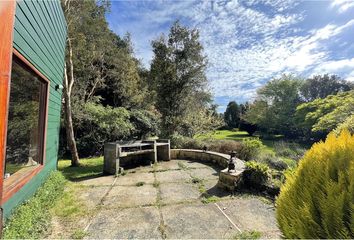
[86,206,161,239]
[78,159,280,239]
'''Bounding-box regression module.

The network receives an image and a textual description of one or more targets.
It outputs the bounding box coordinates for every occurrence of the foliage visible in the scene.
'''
[233,230,262,239]
[300,74,353,102]
[178,107,224,137]
[296,90,354,135]
[150,21,210,136]
[239,120,257,136]
[276,130,354,239]
[224,101,240,129]
[129,108,161,139]
[238,138,264,161]
[257,152,288,171]
[207,140,244,155]
[75,102,133,156]
[243,161,269,188]
[3,171,66,239]
[273,141,306,161]
[244,75,304,137]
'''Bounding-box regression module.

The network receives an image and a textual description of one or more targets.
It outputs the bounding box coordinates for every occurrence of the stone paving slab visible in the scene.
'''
[216,198,281,238]
[155,169,192,183]
[160,182,201,204]
[115,172,155,186]
[86,206,161,239]
[161,203,237,239]
[77,185,110,209]
[189,167,219,180]
[182,160,213,169]
[154,160,182,171]
[102,185,157,208]
[78,175,115,186]
[203,179,233,198]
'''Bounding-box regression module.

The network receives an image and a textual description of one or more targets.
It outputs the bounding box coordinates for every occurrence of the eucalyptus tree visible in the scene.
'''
[150,21,210,136]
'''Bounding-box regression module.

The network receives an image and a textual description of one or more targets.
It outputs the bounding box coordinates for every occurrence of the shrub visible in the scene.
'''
[243,161,269,188]
[238,138,264,161]
[239,120,257,136]
[276,130,354,239]
[274,141,306,161]
[207,140,243,154]
[257,152,288,170]
[170,134,204,149]
[3,171,66,239]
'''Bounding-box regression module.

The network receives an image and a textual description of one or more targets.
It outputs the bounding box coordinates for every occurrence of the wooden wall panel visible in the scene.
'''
[0,0,16,208]
[2,0,67,218]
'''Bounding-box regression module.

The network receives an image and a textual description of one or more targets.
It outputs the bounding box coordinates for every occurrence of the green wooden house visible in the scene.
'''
[0,0,67,222]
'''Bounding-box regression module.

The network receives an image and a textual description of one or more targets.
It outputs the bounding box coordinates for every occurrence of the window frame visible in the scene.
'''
[1,49,50,204]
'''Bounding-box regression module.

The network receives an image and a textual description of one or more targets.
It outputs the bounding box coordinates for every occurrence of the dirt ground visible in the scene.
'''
[51,159,281,239]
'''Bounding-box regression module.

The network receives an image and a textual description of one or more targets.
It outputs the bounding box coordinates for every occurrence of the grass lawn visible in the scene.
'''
[195,130,283,153]
[58,156,104,181]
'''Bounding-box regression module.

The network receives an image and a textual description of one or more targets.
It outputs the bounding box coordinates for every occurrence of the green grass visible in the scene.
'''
[233,230,262,239]
[3,171,66,239]
[136,181,145,187]
[195,130,281,153]
[58,157,103,180]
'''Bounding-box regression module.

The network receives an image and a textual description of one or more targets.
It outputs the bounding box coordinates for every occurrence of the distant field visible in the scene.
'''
[195,130,282,153]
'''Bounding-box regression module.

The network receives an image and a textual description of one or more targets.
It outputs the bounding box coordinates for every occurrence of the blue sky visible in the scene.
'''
[106,0,354,112]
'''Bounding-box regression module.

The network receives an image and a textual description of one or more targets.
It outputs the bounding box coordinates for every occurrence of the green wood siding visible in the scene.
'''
[3,0,67,218]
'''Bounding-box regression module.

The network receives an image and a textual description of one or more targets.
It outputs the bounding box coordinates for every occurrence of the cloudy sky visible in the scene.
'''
[106,0,354,112]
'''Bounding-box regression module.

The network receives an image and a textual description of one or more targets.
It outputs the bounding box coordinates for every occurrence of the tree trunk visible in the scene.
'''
[63,37,80,166]
[63,88,80,166]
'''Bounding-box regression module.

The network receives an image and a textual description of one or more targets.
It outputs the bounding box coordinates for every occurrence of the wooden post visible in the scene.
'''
[0,0,16,235]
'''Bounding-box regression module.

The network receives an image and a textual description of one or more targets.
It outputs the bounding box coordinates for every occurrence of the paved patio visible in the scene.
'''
[77,160,280,239]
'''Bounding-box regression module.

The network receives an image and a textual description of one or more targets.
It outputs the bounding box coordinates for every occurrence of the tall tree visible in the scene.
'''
[224,101,240,129]
[244,75,303,137]
[150,21,209,136]
[300,74,353,102]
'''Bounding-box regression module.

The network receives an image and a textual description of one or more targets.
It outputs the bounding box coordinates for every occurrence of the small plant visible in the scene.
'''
[233,230,262,239]
[201,195,220,204]
[238,138,264,161]
[136,181,145,187]
[191,177,203,184]
[71,229,87,239]
[242,161,269,188]
[153,181,160,188]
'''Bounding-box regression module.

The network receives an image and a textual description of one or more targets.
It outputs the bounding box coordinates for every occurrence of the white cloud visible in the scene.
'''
[331,0,354,13]
[108,0,354,103]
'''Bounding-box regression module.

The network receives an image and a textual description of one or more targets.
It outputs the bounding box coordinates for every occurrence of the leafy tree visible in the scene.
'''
[150,21,209,136]
[244,75,303,137]
[276,130,354,238]
[224,101,240,129]
[296,90,354,136]
[300,74,353,102]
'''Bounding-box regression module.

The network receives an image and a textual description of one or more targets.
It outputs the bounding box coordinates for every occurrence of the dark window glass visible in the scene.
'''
[4,58,47,177]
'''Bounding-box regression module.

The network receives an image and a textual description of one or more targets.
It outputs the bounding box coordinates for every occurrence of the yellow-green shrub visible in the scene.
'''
[276,130,354,238]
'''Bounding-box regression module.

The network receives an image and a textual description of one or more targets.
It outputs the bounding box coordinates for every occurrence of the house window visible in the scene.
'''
[4,55,48,179]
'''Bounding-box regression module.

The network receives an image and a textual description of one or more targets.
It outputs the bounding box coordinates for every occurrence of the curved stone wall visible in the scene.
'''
[171,149,245,170]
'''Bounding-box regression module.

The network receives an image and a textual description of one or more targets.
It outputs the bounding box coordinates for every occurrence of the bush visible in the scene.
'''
[274,141,306,161]
[238,138,264,161]
[239,120,257,136]
[207,140,243,154]
[3,171,66,239]
[170,134,204,149]
[276,130,354,239]
[257,152,288,170]
[242,161,269,188]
